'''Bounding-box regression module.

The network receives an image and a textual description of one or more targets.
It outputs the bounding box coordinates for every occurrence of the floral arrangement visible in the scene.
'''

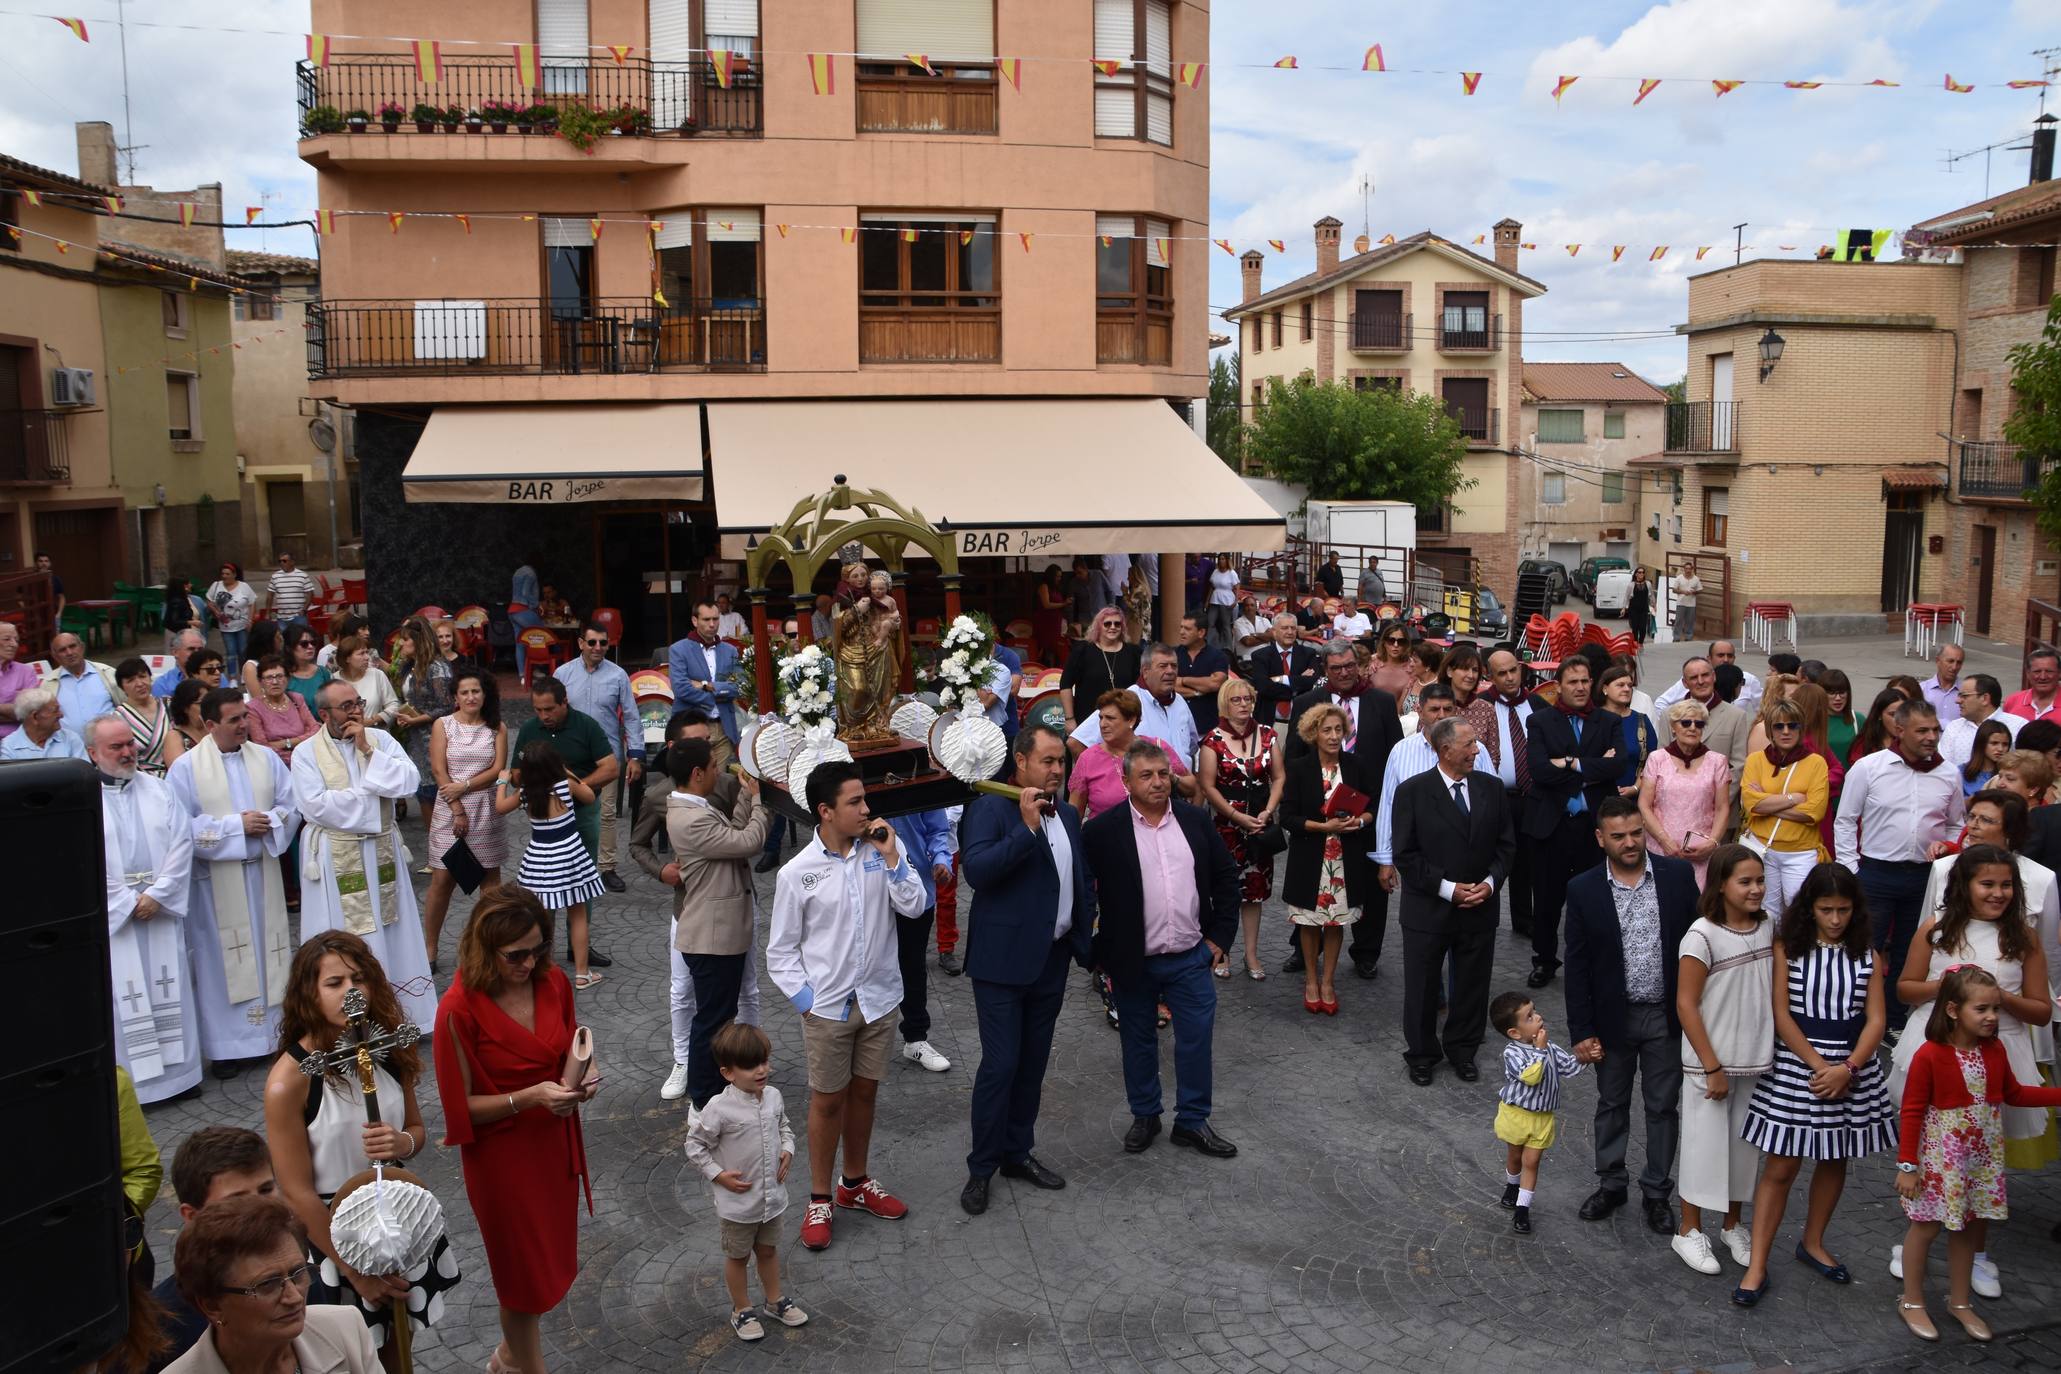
[775,642,838,731]
[729,636,790,715]
[918,612,998,712]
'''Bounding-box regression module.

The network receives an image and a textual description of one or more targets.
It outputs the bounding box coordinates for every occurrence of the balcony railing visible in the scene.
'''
[1451,408,1500,445]
[306,297,766,378]
[0,408,75,484]
[1096,310,1172,365]
[1440,315,1501,350]
[1958,442,2047,501]
[1664,400,1741,454]
[856,65,998,134]
[859,308,1001,364]
[296,55,761,138]
[1350,312,1410,351]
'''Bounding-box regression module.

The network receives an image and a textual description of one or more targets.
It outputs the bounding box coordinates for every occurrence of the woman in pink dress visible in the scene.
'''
[424,666,508,971]
[1638,699,1732,887]
[1066,689,1191,819]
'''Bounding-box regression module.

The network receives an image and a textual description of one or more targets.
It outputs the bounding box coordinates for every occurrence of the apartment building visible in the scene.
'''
[301,0,1273,643]
[1220,217,1542,595]
[1518,362,1666,573]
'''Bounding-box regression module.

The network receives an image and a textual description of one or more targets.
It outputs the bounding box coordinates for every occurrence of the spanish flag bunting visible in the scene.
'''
[589,218,604,241]
[647,220,662,238]
[1091,59,1121,77]
[1098,234,1113,248]
[1017,232,1033,253]
[1634,78,1661,105]
[4,227,18,243]
[1866,78,1899,87]
[1154,236,1170,263]
[1378,234,1395,246]
[1362,45,1386,73]
[246,207,263,225]
[1213,238,1234,255]
[959,230,974,246]
[839,227,856,245]
[177,202,197,228]
[996,58,1020,91]
[2007,80,2050,89]
[1611,246,1625,262]
[905,54,936,76]
[899,228,918,243]
[455,213,471,235]
[411,40,442,84]
[710,50,738,88]
[1251,237,1278,254]
[1778,244,1798,251]
[1783,81,1822,89]
[514,43,541,89]
[1695,246,1712,260]
[1565,244,1579,256]
[775,223,790,238]
[21,190,41,207]
[1177,62,1205,89]
[1944,74,1973,93]
[1273,57,1298,69]
[608,45,633,64]
[1460,72,1482,95]
[1551,75,1579,104]
[306,34,332,68]
[388,212,405,234]
[55,17,87,42]
[718,221,734,233]
[1649,246,1668,261]
[102,195,122,214]
[806,53,835,95]
[653,287,669,308]
[520,214,536,222]
[1521,242,1536,250]
[54,239,69,254]
[1471,234,1486,245]
[1711,80,1742,97]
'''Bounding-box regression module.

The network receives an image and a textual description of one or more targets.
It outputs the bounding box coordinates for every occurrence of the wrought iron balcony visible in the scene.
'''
[0,408,76,484]
[306,297,766,378]
[1440,314,1501,351]
[1350,311,1410,351]
[1958,442,2047,502]
[1664,400,1741,454]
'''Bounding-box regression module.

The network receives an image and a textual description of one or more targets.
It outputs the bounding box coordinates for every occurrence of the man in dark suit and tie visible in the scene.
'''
[1282,638,1404,977]
[1562,795,1698,1231]
[957,725,1096,1216]
[1521,657,1620,989]
[1081,737,1242,1158]
[1393,715,1515,1085]
[1247,613,1320,725]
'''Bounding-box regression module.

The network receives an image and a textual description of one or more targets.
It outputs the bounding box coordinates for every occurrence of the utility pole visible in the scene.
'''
[1733,223,1747,266]
[116,0,138,181]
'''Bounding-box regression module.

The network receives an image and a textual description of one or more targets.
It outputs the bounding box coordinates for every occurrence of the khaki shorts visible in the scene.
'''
[800,1001,899,1093]
[719,1215,782,1260]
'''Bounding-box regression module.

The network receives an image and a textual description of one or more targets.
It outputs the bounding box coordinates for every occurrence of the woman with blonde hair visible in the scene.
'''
[1196,675,1283,980]
[1993,749,2055,808]
[1740,698,1831,914]
[1280,702,1373,1014]
[1640,698,1732,887]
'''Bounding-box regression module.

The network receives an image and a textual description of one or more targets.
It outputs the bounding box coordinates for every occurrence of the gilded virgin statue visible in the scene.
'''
[832,564,903,745]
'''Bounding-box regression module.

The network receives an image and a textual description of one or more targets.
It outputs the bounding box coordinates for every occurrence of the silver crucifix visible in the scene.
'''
[295,987,421,1102]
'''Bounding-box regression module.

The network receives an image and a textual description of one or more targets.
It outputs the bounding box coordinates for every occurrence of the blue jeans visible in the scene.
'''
[220,628,247,677]
[1861,857,1931,1024]
[1110,942,1217,1129]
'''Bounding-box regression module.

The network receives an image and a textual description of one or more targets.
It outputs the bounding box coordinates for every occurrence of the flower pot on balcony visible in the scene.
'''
[344,111,370,133]
[381,118,401,133]
[488,121,508,133]
[465,117,483,133]
[414,120,436,133]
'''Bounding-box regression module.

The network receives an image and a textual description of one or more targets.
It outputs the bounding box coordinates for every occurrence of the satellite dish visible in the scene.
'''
[308,416,336,453]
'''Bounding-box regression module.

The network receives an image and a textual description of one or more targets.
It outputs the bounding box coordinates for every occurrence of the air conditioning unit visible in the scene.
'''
[51,367,96,407]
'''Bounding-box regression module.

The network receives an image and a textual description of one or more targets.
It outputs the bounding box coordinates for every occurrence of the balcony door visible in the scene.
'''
[1353,289,1402,349]
[1442,377,1489,440]
[1442,291,1488,348]
[1711,352,1735,450]
[542,219,593,321]
[539,0,589,96]
[650,0,692,127]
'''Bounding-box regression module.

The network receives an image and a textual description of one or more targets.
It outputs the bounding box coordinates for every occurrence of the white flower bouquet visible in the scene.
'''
[917,611,998,712]
[775,642,838,730]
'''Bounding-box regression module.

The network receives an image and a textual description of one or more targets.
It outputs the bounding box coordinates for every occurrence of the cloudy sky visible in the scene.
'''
[0,1,2053,383]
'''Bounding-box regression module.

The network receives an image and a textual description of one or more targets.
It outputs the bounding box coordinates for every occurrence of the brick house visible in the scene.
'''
[1517,362,1666,573]
[1220,218,1544,597]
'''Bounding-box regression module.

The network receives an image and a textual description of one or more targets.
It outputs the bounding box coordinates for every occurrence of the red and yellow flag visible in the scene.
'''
[1098,234,1113,248]
[1634,78,1661,105]
[1460,72,1482,95]
[899,228,918,243]
[1471,234,1485,245]
[1091,59,1121,77]
[1521,242,1537,251]
[1944,74,1973,93]
[388,212,405,234]
[1867,78,1899,87]
[996,58,1020,91]
[1378,234,1395,246]
[1565,244,1580,257]
[1017,231,1033,253]
[412,40,442,84]
[1649,246,1668,261]
[1783,80,1822,90]
[807,53,835,95]
[54,17,87,42]
[246,206,263,225]
[1611,245,1626,262]
[177,203,197,228]
[1273,57,1298,69]
[315,210,336,236]
[455,214,471,235]
[1712,80,1743,97]
[513,43,541,89]
[717,221,734,233]
[775,223,790,238]
[608,45,633,65]
[1177,62,1204,88]
[1212,238,1234,255]
[2007,80,2050,89]
[1267,239,1285,253]
[1154,236,1170,263]
[839,227,856,245]
[53,239,69,254]
[710,50,738,88]
[905,54,936,76]
[102,195,123,214]
[647,220,663,238]
[1695,246,1712,260]
[306,34,332,68]
[21,190,41,207]
[589,218,604,242]
[1362,45,1385,73]
[1551,75,1579,104]
[959,229,974,246]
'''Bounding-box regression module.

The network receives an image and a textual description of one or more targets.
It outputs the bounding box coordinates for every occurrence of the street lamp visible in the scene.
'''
[1756,327,1786,382]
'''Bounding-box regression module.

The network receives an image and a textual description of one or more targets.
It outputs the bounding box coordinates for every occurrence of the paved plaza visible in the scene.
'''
[135,633,2061,1373]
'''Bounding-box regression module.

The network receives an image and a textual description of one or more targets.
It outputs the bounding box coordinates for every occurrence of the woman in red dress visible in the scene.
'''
[434,888,594,1374]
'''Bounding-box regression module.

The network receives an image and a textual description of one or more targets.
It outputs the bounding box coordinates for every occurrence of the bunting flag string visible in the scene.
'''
[1634,78,1661,105]
[1266,239,1285,253]
[1649,246,1668,261]
[1176,62,1204,89]
[1362,45,1385,73]
[1213,238,1234,255]
[607,44,632,64]
[1017,232,1033,252]
[176,202,196,228]
[306,33,331,68]
[387,212,404,233]
[245,207,263,225]
[1711,79,1743,97]
[1695,247,1713,260]
[1611,246,1626,261]
[51,14,83,41]
[1272,57,1298,70]
[101,195,121,213]
[1090,58,1120,78]
[1945,74,1973,93]
[1460,72,1481,95]
[1551,75,1579,104]
[994,57,1018,91]
[905,53,935,77]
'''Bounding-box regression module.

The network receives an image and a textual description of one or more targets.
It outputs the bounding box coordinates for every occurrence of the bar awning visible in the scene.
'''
[401,404,704,504]
[705,398,1285,559]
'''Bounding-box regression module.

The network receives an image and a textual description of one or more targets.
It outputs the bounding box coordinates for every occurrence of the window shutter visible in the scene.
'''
[705,209,761,241]
[1145,217,1171,268]
[1095,213,1137,240]
[1093,0,1134,61]
[1144,1,1171,74]
[703,0,758,37]
[539,0,589,93]
[1706,488,1729,517]
[1094,89,1136,137]
[856,0,994,62]
[166,376,193,432]
[651,218,693,250]
[649,0,691,57]
[861,212,998,226]
[542,217,588,247]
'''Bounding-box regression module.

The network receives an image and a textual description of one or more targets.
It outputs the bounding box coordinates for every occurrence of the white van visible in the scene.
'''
[1593,569,1634,618]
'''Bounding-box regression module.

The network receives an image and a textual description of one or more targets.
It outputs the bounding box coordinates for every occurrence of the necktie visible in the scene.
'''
[1336,694,1357,751]
[1506,700,1531,794]
[1452,779,1469,813]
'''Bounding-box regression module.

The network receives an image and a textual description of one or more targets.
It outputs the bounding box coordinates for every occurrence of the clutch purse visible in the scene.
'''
[1321,783,1371,819]
[561,1025,596,1090]
[439,836,487,894]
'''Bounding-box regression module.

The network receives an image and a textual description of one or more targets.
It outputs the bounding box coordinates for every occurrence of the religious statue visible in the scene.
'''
[832,564,903,746]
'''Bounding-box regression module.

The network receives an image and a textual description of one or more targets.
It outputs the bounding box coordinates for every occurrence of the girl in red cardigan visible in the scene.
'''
[1894,965,2061,1344]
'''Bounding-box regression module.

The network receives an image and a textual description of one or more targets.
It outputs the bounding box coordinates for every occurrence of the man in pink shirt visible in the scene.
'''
[0,622,41,738]
[2003,647,2061,725]
[1079,738,1242,1158]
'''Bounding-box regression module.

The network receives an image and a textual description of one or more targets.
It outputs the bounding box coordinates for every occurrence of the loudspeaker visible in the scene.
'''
[0,759,126,1374]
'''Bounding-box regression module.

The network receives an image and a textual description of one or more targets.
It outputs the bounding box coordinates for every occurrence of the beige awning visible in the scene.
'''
[705,398,1285,559]
[401,404,704,504]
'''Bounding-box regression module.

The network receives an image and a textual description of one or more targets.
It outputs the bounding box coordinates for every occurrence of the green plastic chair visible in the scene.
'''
[58,605,106,651]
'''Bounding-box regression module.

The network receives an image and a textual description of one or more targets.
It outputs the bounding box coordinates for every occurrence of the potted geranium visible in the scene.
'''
[377,101,405,133]
[610,105,652,136]
[302,105,345,136]
[410,102,440,134]
[526,103,559,134]
[442,103,465,133]
[344,108,371,133]
[481,100,515,133]
[554,102,610,153]
[462,107,483,133]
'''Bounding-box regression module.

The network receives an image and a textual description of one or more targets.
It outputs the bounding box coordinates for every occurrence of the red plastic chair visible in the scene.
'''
[453,604,490,656]
[341,579,369,607]
[518,628,563,687]
[412,605,449,623]
[590,607,625,660]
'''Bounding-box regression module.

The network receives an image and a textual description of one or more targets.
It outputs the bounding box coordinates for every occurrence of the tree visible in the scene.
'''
[1660,378,1686,404]
[2013,299,2061,542]
[1205,353,1244,472]
[1242,374,1473,510]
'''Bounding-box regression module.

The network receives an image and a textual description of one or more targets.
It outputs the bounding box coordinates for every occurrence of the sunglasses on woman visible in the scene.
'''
[499,942,547,966]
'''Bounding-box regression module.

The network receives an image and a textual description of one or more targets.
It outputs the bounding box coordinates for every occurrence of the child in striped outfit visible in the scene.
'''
[1491,990,1585,1234]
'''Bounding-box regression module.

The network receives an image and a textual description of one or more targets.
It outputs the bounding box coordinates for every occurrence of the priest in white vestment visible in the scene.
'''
[166,689,300,1067]
[290,679,435,1028]
[88,716,198,1104]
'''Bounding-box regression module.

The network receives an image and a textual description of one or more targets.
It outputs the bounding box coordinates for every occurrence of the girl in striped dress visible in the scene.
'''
[496,740,607,989]
[1737,863,1894,1305]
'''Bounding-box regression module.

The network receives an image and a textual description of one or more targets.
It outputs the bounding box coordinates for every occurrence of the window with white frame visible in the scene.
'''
[166,371,200,441]
[1092,0,1173,146]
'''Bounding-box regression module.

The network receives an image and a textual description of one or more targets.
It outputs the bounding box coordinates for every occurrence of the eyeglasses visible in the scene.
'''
[226,1264,313,1302]
[1770,722,1801,732]
[499,942,547,966]
[326,701,364,714]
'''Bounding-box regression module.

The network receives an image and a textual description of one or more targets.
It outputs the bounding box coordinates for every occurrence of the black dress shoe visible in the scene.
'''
[1512,1205,1532,1234]
[959,1175,990,1216]
[1500,1183,1520,1209]
[754,852,780,873]
[1000,1156,1066,1190]
[1643,1196,1676,1235]
[168,1083,205,1103]
[1353,959,1379,980]
[211,1061,242,1081]
[937,951,963,977]
[1168,1123,1238,1158]
[1122,1115,1162,1153]
[1282,949,1306,974]
[1451,1059,1480,1082]
[600,871,627,894]
[1511,920,1533,937]
[1577,1187,1627,1222]
[1524,965,1556,989]
[580,946,613,968]
[1407,1063,1436,1087]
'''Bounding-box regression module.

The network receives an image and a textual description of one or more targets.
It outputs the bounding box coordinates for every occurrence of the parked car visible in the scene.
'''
[1572,556,1630,605]
[1517,558,1570,604]
[1592,569,1634,618]
[1469,584,1510,637]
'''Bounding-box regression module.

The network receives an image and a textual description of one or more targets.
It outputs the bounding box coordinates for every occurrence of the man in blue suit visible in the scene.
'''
[668,598,741,760]
[959,724,1094,1215]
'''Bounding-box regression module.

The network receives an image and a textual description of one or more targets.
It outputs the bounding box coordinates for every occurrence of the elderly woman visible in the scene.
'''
[1058,606,1139,735]
[1197,677,1283,980]
[1640,699,1731,886]
[0,620,39,738]
[0,686,82,760]
[113,655,183,776]
[333,634,399,729]
[1996,748,2056,809]
[1068,688,1193,819]
[1740,697,1831,914]
[165,1195,380,1374]
[1280,702,1372,1015]
[245,656,319,763]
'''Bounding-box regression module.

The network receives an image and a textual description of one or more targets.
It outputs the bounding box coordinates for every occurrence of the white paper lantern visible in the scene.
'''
[927,711,1007,785]
[890,698,939,741]
[330,1171,446,1276]
[786,735,854,800]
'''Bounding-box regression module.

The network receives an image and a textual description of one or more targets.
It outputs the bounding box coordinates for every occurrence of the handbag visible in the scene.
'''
[561,1025,597,1091]
[1235,776,1287,859]
[439,836,487,894]
[1321,781,1372,819]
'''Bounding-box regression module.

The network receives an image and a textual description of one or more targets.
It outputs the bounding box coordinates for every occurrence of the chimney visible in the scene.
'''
[1314,216,1343,277]
[76,121,119,190]
[1493,217,1522,273]
[2034,113,2057,186]
[1240,250,1265,303]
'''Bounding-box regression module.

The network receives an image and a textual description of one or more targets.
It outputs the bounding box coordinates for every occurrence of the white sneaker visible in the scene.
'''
[661,1063,689,1101]
[1889,1243,1903,1280]
[1972,1253,2001,1299]
[1719,1224,1753,1268]
[1671,1230,1721,1275]
[902,1040,951,1072]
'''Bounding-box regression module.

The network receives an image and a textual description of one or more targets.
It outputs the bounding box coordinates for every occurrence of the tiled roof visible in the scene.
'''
[1223,230,1546,319]
[1911,180,2061,243]
[1521,363,1668,404]
[104,239,252,291]
[226,248,318,276]
[0,151,111,199]
[1880,466,1947,490]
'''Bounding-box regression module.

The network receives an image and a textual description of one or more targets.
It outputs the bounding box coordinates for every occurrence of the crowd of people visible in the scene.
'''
[27,552,2061,1370]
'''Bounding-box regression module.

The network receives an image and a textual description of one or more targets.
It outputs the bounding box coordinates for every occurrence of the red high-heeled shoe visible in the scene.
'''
[1303,996,1323,1014]
[1321,997,1339,1015]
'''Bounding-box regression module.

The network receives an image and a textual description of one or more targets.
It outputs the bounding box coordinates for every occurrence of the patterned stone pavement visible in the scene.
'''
[135,734,2061,1374]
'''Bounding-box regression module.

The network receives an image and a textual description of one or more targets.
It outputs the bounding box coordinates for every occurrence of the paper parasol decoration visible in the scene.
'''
[736,717,797,782]
[926,710,1008,787]
[786,732,855,799]
[330,1166,446,1276]
[890,697,939,740]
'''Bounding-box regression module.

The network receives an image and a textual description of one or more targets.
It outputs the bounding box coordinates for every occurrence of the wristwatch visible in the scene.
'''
[1896,1161,1919,1174]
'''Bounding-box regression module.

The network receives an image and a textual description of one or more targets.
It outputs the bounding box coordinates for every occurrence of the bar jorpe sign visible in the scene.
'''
[955,527,1065,556]
[505,477,613,502]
